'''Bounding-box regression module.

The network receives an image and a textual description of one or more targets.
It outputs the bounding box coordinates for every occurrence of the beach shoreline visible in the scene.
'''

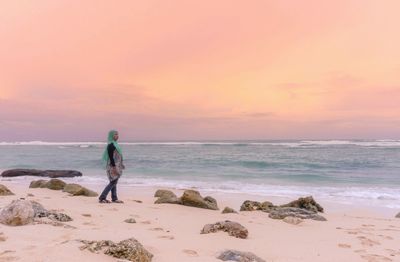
[1,179,399,261]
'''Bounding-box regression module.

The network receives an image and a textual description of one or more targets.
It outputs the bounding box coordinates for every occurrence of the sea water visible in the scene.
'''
[1,140,400,209]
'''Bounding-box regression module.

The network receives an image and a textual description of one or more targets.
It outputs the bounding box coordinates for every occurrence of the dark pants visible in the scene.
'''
[99,179,119,201]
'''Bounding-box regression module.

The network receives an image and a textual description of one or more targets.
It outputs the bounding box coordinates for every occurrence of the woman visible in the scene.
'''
[99,130,125,203]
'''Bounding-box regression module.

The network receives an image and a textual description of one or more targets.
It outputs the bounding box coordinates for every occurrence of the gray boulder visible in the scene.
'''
[181,190,218,210]
[281,196,324,213]
[396,212,400,218]
[63,183,98,197]
[201,220,248,239]
[80,238,153,262]
[0,184,14,196]
[269,207,327,221]
[154,189,182,205]
[1,169,82,178]
[217,250,266,262]
[0,200,35,226]
[240,200,275,212]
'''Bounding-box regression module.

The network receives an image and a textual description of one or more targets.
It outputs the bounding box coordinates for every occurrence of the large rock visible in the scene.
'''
[45,179,66,190]
[181,190,219,210]
[29,179,48,188]
[1,169,82,178]
[80,238,153,262]
[154,189,182,205]
[29,179,66,190]
[63,183,98,197]
[217,250,266,262]
[0,200,35,226]
[240,200,275,212]
[31,200,48,217]
[281,196,324,213]
[201,220,248,239]
[269,207,327,221]
[396,212,400,218]
[0,184,14,196]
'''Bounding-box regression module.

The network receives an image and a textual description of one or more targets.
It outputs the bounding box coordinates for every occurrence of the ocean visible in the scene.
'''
[1,140,400,209]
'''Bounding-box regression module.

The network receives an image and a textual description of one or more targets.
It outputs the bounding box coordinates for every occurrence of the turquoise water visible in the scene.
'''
[1,140,400,208]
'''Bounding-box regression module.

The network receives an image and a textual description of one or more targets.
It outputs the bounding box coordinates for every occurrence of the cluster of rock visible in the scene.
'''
[29,178,98,197]
[217,250,266,262]
[201,220,248,239]
[80,238,153,262]
[0,184,14,196]
[154,189,218,210]
[1,169,82,178]
[240,196,327,221]
[0,199,72,226]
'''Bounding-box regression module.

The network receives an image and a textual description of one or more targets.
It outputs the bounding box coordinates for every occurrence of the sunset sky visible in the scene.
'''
[1,1,399,141]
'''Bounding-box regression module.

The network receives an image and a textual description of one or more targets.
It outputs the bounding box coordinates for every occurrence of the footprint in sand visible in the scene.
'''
[360,254,392,262]
[385,249,400,257]
[82,213,92,217]
[378,235,393,240]
[362,224,375,228]
[357,236,381,247]
[182,249,199,257]
[157,235,174,240]
[354,250,367,254]
[141,220,151,225]
[0,251,18,262]
[149,227,164,231]
[0,233,6,242]
[338,243,351,249]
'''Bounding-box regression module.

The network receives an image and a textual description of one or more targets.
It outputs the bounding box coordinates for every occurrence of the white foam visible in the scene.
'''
[1,140,400,147]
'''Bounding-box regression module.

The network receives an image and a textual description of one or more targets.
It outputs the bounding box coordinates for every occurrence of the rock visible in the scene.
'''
[80,238,153,262]
[181,190,219,210]
[222,207,238,214]
[124,218,136,223]
[0,200,35,226]
[201,220,248,239]
[29,179,66,190]
[47,212,73,222]
[154,189,174,198]
[31,200,48,217]
[217,250,266,262]
[1,169,82,178]
[0,184,14,196]
[45,179,66,190]
[63,183,98,197]
[283,216,303,225]
[29,180,48,188]
[240,200,274,212]
[396,212,400,218]
[269,207,327,221]
[27,193,34,197]
[281,196,324,213]
[154,190,182,205]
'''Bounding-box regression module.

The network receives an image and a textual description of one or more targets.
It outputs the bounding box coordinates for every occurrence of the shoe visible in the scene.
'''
[99,199,111,203]
[112,200,124,203]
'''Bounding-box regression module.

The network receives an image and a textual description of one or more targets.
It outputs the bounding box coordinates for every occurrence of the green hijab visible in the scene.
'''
[102,130,123,165]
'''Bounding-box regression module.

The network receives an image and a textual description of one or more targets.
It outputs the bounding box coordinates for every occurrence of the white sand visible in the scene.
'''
[0,181,399,262]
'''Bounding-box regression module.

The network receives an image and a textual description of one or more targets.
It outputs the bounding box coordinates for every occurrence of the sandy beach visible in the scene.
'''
[0,180,399,262]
